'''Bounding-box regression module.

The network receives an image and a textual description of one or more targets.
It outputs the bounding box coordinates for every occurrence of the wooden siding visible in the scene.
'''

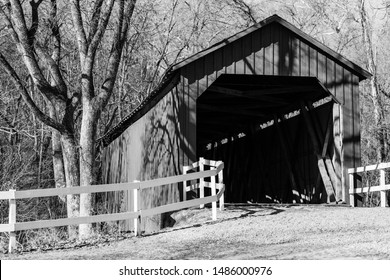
[102,89,182,232]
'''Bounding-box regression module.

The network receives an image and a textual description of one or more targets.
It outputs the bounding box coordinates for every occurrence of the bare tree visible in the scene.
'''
[360,0,387,162]
[0,0,136,238]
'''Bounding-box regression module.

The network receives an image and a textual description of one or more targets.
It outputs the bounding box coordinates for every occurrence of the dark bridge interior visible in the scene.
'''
[197,74,337,204]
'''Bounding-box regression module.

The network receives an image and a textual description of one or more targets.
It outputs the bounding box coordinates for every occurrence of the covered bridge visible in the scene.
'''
[101,14,370,231]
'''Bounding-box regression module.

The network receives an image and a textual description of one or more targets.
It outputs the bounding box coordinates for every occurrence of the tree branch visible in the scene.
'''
[87,0,104,45]
[70,0,88,63]
[0,1,19,43]
[9,0,64,104]
[97,0,136,110]
[232,0,257,26]
[35,44,67,98]
[87,0,115,58]
[49,0,61,64]
[27,0,43,46]
[0,52,67,133]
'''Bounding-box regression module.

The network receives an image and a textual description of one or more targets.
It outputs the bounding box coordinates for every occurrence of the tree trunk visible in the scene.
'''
[52,129,66,201]
[47,103,67,202]
[79,106,97,238]
[61,133,80,239]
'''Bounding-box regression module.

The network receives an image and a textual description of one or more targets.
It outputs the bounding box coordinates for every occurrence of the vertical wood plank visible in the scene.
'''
[182,166,188,201]
[349,173,355,207]
[264,25,272,75]
[8,189,16,253]
[291,36,300,76]
[309,46,317,77]
[243,33,254,74]
[214,48,224,80]
[197,55,207,97]
[218,165,224,210]
[279,26,289,75]
[380,170,386,207]
[335,63,344,103]
[172,86,181,178]
[133,186,141,236]
[300,41,310,76]
[211,170,217,220]
[204,53,215,88]
[317,52,327,85]
[224,41,234,74]
[340,105,346,202]
[181,68,189,167]
[326,57,336,95]
[187,62,197,163]
[199,157,205,208]
[352,75,361,168]
[233,39,244,74]
[252,29,263,75]
[272,23,280,75]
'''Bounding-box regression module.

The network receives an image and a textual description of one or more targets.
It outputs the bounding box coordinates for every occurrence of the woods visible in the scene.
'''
[1,0,390,246]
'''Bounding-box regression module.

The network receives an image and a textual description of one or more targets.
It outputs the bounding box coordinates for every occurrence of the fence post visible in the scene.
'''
[211,168,217,221]
[183,166,189,202]
[380,169,387,207]
[218,162,224,211]
[349,173,355,207]
[8,189,16,253]
[199,157,205,209]
[133,181,141,236]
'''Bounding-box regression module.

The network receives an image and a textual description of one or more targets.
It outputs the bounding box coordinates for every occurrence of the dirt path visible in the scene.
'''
[2,205,390,260]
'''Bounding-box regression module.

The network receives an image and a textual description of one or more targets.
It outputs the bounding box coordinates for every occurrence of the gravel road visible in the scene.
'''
[2,204,390,260]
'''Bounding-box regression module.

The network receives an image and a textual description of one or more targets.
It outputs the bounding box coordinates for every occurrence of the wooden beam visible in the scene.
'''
[208,85,244,95]
[348,162,390,173]
[13,211,139,231]
[307,101,341,201]
[321,111,333,157]
[324,157,340,201]
[300,101,336,202]
[245,85,316,95]
[198,103,266,118]
[200,97,289,108]
[208,85,289,104]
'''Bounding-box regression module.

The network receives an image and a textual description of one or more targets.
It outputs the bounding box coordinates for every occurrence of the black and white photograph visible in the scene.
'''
[0,0,389,278]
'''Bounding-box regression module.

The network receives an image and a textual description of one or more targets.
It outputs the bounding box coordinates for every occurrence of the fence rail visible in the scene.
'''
[0,158,225,253]
[348,162,390,207]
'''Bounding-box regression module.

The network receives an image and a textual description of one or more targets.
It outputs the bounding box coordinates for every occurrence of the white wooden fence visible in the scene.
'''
[0,159,225,253]
[183,157,225,219]
[348,162,390,207]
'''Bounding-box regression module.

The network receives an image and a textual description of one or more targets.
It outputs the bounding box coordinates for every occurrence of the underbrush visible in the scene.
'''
[0,221,133,254]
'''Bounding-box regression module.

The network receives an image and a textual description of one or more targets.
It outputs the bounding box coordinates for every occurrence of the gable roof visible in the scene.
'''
[100,14,371,147]
[171,14,371,80]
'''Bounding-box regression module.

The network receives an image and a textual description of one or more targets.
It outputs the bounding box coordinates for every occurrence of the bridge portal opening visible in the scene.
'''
[197,74,339,204]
